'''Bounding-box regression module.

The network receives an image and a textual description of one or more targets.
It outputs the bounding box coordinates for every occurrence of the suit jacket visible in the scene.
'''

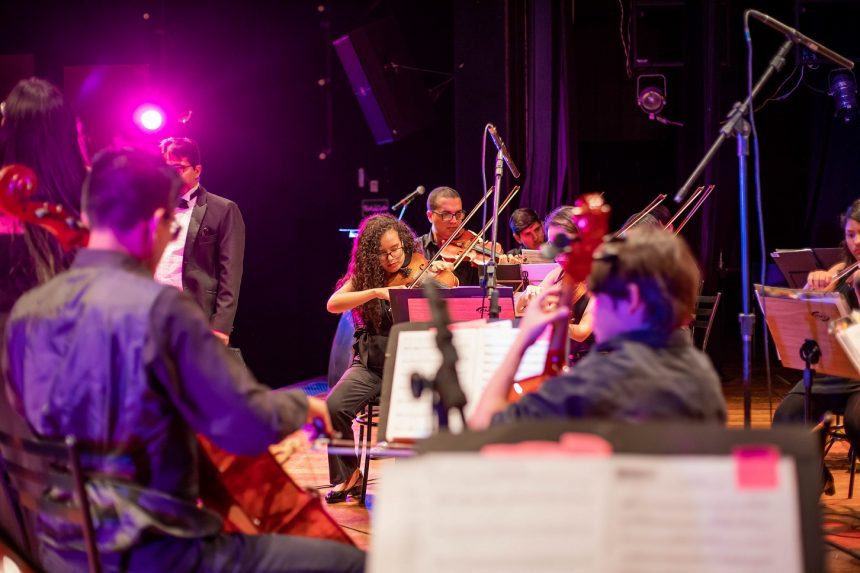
[183,185,245,334]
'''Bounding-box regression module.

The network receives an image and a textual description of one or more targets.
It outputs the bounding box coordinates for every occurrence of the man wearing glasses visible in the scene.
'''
[420,186,480,286]
[469,227,726,430]
[156,137,245,346]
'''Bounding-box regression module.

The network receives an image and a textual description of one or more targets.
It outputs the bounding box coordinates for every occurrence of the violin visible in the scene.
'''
[386,251,459,288]
[439,229,510,266]
[0,164,89,251]
[508,193,610,402]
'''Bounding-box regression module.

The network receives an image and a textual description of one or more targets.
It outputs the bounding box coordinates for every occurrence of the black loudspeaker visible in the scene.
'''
[333,17,432,144]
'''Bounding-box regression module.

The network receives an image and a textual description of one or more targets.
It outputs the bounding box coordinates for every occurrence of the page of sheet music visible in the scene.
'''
[370,453,611,573]
[385,323,549,441]
[369,453,803,573]
[606,455,802,573]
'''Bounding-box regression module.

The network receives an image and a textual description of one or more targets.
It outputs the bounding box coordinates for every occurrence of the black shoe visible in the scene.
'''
[325,483,362,504]
[822,467,836,496]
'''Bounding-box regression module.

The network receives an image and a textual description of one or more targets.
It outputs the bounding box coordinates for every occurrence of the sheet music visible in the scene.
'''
[385,325,549,441]
[370,453,611,573]
[370,453,803,573]
[834,318,860,373]
[606,455,802,573]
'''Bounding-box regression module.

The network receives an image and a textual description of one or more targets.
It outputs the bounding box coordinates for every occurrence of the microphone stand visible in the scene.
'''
[410,281,468,431]
[485,150,505,319]
[396,202,409,221]
[674,37,793,429]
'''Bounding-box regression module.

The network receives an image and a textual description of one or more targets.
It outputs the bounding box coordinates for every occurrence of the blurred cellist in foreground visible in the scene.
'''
[470,226,727,430]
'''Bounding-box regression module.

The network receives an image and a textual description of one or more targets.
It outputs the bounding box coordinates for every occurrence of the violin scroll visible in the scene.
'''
[0,163,89,251]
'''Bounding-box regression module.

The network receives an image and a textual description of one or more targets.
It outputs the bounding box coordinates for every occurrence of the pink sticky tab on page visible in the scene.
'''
[733,445,780,490]
[480,433,612,457]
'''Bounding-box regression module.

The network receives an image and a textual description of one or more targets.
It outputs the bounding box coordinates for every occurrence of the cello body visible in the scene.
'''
[197,436,355,544]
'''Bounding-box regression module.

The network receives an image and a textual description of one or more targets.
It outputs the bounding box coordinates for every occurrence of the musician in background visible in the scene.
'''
[0,77,90,561]
[470,227,726,430]
[622,204,673,233]
[156,137,245,346]
[3,148,364,572]
[517,206,594,360]
[0,77,89,321]
[507,207,545,256]
[420,186,480,286]
[773,198,860,494]
[325,215,425,503]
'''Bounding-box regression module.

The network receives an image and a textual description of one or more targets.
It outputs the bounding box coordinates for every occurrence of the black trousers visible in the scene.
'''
[41,531,365,573]
[326,363,381,485]
[772,381,860,452]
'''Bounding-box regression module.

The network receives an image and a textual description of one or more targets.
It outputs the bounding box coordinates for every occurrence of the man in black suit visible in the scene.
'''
[155,137,245,344]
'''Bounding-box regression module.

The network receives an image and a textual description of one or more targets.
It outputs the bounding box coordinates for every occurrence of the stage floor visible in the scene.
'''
[281,378,860,571]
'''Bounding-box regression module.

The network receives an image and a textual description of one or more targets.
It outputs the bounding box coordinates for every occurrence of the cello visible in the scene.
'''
[508,193,610,401]
[0,164,354,544]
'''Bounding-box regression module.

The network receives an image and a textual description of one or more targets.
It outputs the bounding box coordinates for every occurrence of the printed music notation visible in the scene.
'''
[370,453,803,573]
[385,321,549,441]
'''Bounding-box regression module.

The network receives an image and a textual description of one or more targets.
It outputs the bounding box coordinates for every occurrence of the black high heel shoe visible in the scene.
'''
[325,482,362,504]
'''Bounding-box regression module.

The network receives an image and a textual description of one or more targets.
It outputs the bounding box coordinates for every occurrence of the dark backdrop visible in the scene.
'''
[2,0,859,385]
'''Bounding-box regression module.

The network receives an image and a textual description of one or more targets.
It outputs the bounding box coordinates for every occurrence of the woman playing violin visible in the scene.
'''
[805,200,860,302]
[325,214,454,503]
[773,198,860,494]
[517,206,595,360]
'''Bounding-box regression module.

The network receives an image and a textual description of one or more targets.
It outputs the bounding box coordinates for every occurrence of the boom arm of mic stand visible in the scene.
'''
[674,39,793,203]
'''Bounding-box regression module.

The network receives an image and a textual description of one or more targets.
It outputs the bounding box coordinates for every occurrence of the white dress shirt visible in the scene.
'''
[154,185,198,289]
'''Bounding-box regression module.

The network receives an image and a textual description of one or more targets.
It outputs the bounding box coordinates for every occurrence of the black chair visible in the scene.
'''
[354,398,379,507]
[823,415,858,498]
[0,431,101,573]
[691,293,721,352]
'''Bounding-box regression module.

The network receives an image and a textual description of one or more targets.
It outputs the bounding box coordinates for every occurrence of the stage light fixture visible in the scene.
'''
[637,74,667,118]
[828,68,858,124]
[133,104,165,133]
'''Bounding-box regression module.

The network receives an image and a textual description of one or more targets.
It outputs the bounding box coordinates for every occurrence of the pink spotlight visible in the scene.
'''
[133,104,165,132]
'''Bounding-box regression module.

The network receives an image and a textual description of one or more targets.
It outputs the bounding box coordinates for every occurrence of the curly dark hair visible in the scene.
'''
[337,214,422,330]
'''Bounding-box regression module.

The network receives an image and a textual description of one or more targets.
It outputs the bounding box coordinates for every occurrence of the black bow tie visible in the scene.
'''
[176,189,200,210]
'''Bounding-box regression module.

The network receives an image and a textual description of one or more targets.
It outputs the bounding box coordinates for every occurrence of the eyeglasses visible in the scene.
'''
[431,210,466,222]
[167,163,193,172]
[378,245,404,260]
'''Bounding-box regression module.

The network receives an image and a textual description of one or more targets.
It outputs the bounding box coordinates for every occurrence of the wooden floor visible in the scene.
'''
[282,377,860,571]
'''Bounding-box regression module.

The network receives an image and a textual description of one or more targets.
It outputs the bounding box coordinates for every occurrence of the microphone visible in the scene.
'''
[746,9,854,69]
[391,186,426,211]
[540,233,571,260]
[487,124,521,179]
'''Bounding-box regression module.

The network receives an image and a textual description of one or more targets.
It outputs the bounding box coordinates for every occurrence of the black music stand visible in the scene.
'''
[770,249,822,289]
[755,285,858,423]
[389,286,515,324]
[411,420,823,573]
